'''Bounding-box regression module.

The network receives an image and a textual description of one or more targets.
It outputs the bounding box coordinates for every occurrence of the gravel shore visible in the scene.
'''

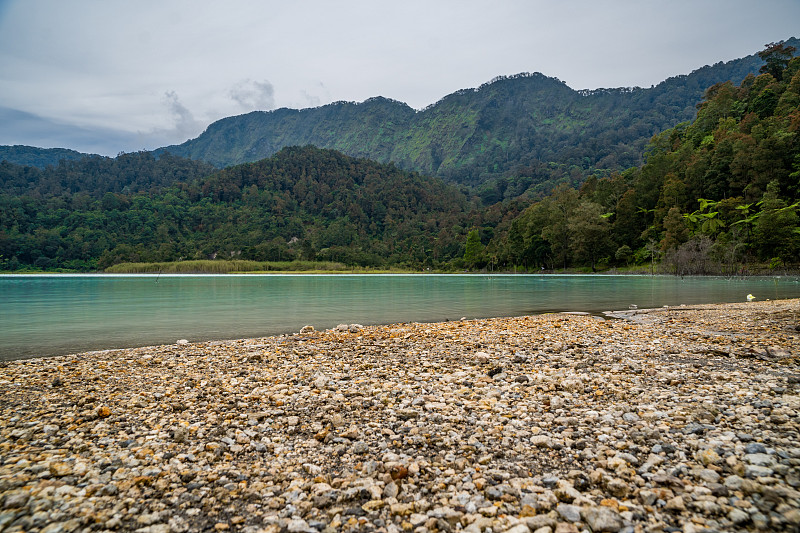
[1,299,799,533]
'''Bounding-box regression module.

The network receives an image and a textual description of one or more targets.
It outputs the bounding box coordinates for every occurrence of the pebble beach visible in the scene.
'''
[1,299,799,533]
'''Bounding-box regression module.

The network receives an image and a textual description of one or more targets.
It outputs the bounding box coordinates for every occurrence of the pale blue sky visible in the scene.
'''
[0,0,798,155]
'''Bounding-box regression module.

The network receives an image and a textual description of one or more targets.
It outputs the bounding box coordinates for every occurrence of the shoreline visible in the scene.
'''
[1,299,799,532]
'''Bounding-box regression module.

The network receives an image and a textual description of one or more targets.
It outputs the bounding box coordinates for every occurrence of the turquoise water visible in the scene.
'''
[1,274,799,360]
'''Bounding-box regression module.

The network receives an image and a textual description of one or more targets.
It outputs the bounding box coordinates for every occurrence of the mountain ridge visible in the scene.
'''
[154,40,797,190]
[3,38,797,195]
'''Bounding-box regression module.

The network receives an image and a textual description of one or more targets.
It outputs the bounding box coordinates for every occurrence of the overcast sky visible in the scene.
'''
[0,0,798,156]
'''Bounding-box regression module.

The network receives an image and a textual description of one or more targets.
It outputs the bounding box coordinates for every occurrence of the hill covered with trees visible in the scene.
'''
[0,151,215,198]
[0,147,478,271]
[482,43,800,274]
[0,145,92,169]
[157,39,798,199]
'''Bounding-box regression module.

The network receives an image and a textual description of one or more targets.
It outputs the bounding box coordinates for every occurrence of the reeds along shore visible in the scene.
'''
[103,260,352,274]
[1,299,799,533]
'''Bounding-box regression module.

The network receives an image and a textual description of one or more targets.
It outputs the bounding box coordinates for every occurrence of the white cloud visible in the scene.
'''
[229,79,275,111]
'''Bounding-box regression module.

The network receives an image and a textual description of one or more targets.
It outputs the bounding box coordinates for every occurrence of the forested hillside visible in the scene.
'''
[0,151,215,198]
[158,40,797,198]
[0,145,91,169]
[0,147,477,271]
[485,44,800,274]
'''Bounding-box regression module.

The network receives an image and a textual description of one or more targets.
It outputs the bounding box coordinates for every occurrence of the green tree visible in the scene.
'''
[661,207,689,251]
[541,185,579,270]
[753,181,800,262]
[758,42,797,81]
[568,201,612,271]
[463,229,484,269]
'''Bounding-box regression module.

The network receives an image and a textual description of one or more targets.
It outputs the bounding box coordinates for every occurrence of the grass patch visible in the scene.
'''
[103,260,354,274]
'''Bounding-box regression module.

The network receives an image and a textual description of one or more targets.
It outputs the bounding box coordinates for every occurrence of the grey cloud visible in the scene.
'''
[0,106,142,156]
[163,90,202,139]
[229,79,275,111]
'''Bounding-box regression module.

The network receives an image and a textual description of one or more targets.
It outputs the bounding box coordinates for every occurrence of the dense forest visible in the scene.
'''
[0,43,798,273]
[481,44,800,274]
[156,40,797,200]
[0,147,484,271]
[0,145,89,169]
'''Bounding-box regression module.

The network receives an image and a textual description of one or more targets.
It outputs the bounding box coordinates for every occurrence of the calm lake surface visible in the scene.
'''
[2,274,799,360]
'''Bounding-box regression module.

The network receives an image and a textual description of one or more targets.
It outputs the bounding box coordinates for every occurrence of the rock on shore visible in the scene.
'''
[1,299,799,533]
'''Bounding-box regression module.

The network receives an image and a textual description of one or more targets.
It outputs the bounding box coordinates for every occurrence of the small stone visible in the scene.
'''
[606,478,630,499]
[622,412,640,423]
[696,468,720,483]
[3,490,29,509]
[745,464,774,478]
[383,482,399,499]
[728,508,750,525]
[554,524,579,533]
[531,435,552,448]
[724,475,744,490]
[783,509,800,526]
[582,506,624,532]
[664,495,686,512]
[744,442,767,454]
[556,503,581,522]
[49,461,72,477]
[745,453,775,467]
[696,448,721,466]
[351,441,369,454]
[287,518,315,532]
[300,325,314,334]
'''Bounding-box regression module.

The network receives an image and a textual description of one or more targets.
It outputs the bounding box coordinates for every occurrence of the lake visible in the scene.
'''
[2,273,799,360]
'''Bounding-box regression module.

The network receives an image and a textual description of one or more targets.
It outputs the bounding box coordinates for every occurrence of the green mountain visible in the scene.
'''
[157,39,798,195]
[488,45,800,273]
[0,145,93,169]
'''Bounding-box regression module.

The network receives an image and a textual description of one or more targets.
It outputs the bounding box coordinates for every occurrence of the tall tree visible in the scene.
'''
[463,229,484,269]
[758,42,797,81]
[568,201,612,271]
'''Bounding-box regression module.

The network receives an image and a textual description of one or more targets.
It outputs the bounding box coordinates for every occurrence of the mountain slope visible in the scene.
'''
[157,39,798,189]
[0,151,215,198]
[0,145,93,169]
[0,146,474,271]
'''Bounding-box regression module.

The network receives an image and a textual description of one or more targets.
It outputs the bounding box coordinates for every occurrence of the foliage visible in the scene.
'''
[156,41,798,198]
[0,151,215,198]
[0,145,90,169]
[491,44,800,273]
[0,146,476,272]
[103,260,351,274]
